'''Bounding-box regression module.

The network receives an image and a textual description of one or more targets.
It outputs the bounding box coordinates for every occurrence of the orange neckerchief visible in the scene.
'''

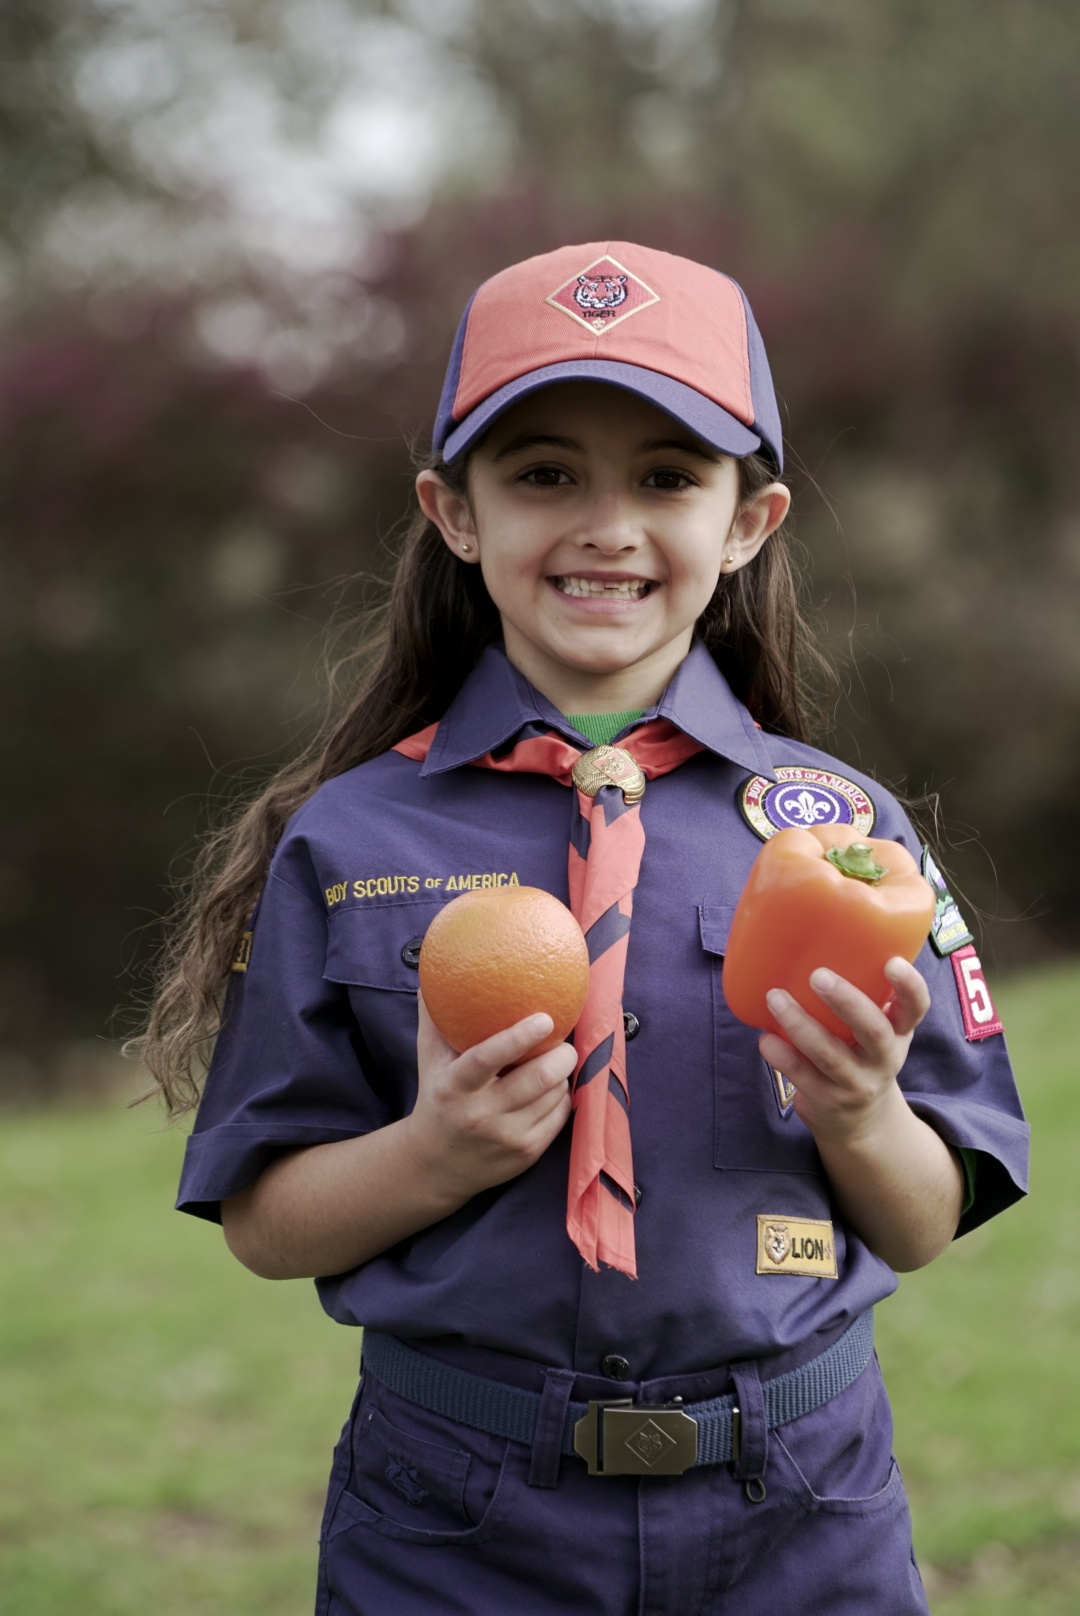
[395,720,704,1277]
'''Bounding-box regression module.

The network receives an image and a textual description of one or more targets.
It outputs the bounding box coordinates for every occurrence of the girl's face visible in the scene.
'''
[417,381,789,708]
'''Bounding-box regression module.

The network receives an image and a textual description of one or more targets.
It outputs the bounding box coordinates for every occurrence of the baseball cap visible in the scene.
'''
[432,241,783,472]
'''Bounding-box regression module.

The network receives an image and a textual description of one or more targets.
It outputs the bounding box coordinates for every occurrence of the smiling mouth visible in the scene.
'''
[552,575,653,599]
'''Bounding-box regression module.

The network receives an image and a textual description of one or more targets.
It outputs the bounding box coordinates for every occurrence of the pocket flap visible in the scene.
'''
[325,900,444,992]
[699,903,736,958]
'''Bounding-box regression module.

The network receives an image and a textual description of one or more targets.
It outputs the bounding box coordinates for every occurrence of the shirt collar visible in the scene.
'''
[649,640,777,779]
[420,640,777,782]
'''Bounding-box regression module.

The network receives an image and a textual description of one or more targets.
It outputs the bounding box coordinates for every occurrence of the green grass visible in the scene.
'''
[877,962,1080,1613]
[0,1095,358,1616]
[1,964,1078,1614]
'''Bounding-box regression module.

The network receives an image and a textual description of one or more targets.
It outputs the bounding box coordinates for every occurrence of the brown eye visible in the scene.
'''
[645,468,695,491]
[521,465,570,487]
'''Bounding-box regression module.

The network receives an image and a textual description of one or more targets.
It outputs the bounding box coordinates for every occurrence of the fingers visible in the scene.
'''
[418,995,573,1118]
[514,1064,574,1135]
[417,995,565,1092]
[414,1000,575,1194]
[758,1028,806,1084]
[764,979,877,1073]
[783,963,926,1060]
[499,1038,577,1110]
[451,1013,559,1089]
[882,957,931,1036]
[463,1035,573,1159]
[761,978,887,1076]
[759,960,930,1098]
[758,1004,839,1094]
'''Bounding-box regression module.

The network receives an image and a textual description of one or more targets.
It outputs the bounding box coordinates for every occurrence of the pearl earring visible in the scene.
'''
[723,553,735,566]
[460,542,472,554]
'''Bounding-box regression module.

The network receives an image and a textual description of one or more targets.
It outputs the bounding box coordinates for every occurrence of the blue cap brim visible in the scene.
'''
[438,359,773,469]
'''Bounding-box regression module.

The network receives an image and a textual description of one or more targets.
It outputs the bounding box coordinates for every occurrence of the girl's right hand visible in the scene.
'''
[406,992,576,1204]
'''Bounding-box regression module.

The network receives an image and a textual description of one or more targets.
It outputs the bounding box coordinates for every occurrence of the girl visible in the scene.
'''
[149,242,1028,1614]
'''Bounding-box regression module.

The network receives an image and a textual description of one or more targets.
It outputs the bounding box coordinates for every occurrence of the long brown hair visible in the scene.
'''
[137,450,827,1116]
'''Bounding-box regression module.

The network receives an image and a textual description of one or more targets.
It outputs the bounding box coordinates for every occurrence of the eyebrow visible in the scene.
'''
[491,433,581,460]
[490,431,720,463]
[636,436,720,463]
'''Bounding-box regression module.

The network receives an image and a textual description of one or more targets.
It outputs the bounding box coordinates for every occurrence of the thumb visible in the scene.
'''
[416,989,457,1069]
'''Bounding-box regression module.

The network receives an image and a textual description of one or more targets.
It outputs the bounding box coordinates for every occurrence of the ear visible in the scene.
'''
[724,481,791,571]
[416,469,480,563]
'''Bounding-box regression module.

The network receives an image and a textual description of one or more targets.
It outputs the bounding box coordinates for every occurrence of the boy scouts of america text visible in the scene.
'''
[325,872,520,908]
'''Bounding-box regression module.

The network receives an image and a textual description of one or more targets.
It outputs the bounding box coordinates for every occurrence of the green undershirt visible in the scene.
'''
[565,709,646,747]
[564,711,978,1220]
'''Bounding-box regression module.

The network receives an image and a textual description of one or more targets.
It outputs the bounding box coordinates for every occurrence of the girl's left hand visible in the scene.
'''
[757,956,930,1147]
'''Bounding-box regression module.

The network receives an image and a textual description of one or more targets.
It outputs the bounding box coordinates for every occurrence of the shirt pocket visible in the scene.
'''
[700,903,822,1176]
[323,898,447,1087]
[325,897,446,993]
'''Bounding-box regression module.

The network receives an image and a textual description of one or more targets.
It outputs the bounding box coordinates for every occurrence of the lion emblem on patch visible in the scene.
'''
[574,273,628,314]
[763,1222,791,1265]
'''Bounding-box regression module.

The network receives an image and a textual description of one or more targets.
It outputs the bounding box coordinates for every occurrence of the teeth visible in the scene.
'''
[554,576,650,599]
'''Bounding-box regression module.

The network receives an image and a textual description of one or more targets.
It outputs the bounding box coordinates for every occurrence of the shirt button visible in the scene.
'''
[623,1011,640,1041]
[601,1354,632,1381]
[401,937,423,970]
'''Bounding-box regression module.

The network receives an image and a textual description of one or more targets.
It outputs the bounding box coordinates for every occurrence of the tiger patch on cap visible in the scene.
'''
[546,254,660,335]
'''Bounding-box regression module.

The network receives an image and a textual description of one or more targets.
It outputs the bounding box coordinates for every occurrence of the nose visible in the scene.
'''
[574,487,641,554]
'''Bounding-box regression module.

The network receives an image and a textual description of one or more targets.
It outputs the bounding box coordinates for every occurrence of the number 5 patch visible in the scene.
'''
[950,945,1003,1041]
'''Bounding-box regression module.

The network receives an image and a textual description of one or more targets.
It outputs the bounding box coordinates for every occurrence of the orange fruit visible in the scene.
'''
[418,885,590,1057]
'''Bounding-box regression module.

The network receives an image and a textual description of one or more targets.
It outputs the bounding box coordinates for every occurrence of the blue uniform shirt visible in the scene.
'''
[177,643,1028,1380]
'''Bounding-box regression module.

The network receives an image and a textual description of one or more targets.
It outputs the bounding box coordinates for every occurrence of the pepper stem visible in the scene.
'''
[825,841,887,884]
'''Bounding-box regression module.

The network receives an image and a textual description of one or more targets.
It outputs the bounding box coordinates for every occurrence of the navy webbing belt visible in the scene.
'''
[361,1311,874,1478]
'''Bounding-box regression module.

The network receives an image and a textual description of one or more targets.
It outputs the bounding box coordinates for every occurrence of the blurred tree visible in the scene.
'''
[428,0,734,202]
[0,2,146,262]
[733,0,1080,317]
[4,0,1080,1081]
[719,0,1080,955]
[0,304,409,1061]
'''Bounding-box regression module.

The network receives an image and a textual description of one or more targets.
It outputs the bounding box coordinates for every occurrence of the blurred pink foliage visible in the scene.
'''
[4,0,1080,1067]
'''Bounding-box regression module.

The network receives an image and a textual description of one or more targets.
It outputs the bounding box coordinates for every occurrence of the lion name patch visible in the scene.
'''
[739,767,876,842]
[756,1215,838,1278]
[546,254,660,335]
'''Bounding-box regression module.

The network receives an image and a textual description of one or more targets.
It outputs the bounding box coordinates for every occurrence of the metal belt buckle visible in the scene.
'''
[573,1399,699,1477]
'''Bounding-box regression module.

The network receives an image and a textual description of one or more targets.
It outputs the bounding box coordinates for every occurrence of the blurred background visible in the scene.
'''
[2,3,1079,1613]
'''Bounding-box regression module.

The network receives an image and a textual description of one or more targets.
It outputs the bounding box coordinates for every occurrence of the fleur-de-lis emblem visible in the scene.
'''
[786,788,832,826]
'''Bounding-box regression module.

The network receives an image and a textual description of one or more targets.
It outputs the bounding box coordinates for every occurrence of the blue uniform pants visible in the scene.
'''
[316,1354,930,1615]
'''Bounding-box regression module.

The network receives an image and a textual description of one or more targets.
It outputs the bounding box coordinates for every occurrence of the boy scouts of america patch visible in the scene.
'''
[739,767,875,841]
[921,847,975,957]
[756,1215,837,1278]
[546,254,660,335]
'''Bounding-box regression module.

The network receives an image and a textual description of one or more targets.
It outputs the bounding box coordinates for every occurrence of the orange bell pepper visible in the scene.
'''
[722,823,936,1043]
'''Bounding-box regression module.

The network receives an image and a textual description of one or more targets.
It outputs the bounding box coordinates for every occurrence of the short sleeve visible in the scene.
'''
[898,939,1028,1235]
[874,811,1029,1236]
[176,832,392,1223]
